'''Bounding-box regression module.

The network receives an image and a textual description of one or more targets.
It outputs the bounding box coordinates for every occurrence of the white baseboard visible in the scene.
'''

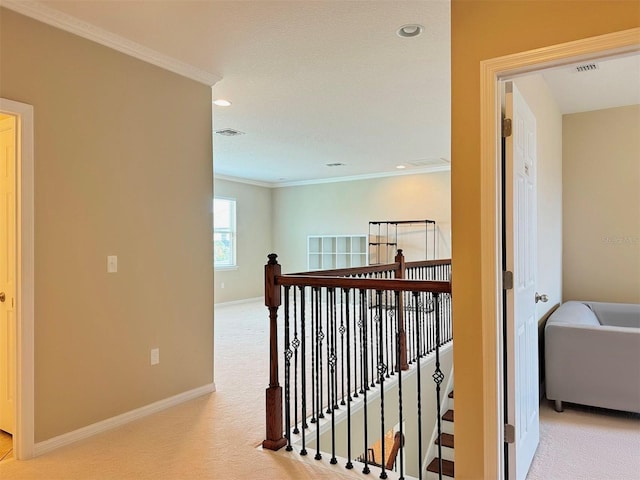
[34,382,216,457]
[214,296,262,307]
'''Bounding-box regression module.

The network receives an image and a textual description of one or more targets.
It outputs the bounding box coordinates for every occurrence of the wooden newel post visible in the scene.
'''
[395,250,409,371]
[263,253,287,450]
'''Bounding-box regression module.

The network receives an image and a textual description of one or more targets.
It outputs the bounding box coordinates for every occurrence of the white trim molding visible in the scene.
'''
[479,28,639,480]
[34,383,216,457]
[1,1,221,86]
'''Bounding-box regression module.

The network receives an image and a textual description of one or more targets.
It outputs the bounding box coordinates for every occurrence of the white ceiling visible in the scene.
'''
[5,1,639,186]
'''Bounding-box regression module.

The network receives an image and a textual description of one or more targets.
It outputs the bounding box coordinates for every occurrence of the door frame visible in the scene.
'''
[478,28,640,479]
[0,98,35,460]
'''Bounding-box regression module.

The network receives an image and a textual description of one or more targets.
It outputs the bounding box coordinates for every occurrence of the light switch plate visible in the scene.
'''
[150,348,160,365]
[107,255,118,273]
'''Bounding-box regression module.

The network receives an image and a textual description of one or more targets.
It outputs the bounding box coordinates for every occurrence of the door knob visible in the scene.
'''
[535,292,548,303]
[0,292,5,303]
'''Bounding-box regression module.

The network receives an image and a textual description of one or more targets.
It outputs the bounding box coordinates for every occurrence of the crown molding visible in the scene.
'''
[1,0,221,86]
[272,165,451,188]
[214,174,274,189]
[214,165,450,189]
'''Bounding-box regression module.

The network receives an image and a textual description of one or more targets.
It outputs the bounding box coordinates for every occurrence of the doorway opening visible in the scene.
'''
[478,28,640,479]
[0,98,35,461]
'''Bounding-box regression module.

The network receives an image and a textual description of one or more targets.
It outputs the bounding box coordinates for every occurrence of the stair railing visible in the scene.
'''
[263,251,452,480]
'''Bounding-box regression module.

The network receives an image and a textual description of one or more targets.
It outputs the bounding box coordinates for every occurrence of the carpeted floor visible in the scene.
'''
[527,399,640,480]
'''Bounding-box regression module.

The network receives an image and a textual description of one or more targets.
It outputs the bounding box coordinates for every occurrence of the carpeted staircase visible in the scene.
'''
[426,390,455,479]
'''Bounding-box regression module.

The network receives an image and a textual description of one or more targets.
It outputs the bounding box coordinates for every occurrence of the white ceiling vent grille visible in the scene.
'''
[214,128,245,136]
[573,63,599,73]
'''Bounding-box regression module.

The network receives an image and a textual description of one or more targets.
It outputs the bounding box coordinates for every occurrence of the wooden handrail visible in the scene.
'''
[406,258,452,269]
[386,432,405,470]
[276,275,451,294]
[293,263,399,277]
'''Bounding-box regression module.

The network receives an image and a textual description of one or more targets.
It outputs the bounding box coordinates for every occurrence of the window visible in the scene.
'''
[213,197,236,268]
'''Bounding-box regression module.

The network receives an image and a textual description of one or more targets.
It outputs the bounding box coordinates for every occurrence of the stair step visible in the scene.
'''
[442,409,454,422]
[448,390,454,398]
[435,432,454,448]
[427,458,455,478]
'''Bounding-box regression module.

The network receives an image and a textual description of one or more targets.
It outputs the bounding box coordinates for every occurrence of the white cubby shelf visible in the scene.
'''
[307,235,368,271]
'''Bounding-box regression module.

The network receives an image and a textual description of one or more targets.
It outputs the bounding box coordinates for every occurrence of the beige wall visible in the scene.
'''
[563,105,640,303]
[272,172,451,274]
[451,1,639,478]
[213,178,272,303]
[0,9,214,442]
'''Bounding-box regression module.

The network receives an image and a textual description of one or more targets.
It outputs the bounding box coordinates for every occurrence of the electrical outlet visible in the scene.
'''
[150,348,160,365]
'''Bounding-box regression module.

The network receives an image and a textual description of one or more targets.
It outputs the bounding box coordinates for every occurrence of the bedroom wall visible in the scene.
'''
[271,171,451,274]
[563,105,640,304]
[213,178,273,303]
[0,9,214,442]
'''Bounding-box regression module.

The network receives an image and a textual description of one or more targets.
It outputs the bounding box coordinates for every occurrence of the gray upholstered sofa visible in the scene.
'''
[545,301,640,413]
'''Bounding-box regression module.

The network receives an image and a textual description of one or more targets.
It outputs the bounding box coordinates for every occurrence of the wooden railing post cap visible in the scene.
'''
[267,253,278,265]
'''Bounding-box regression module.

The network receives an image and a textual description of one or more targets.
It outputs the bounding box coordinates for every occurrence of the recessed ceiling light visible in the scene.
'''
[213,99,232,107]
[396,165,407,169]
[397,24,424,38]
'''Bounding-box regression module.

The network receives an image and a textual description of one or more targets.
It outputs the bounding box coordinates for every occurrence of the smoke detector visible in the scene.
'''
[214,128,245,137]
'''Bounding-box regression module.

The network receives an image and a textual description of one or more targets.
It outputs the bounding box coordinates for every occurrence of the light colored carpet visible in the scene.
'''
[527,399,640,480]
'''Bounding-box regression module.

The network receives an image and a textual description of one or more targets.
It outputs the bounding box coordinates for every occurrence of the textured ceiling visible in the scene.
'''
[9,1,639,186]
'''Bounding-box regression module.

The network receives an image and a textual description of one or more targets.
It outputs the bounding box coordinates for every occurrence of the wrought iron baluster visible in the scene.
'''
[413,291,423,480]
[433,293,444,480]
[395,291,405,480]
[344,288,354,470]
[360,288,370,475]
[292,288,300,435]
[377,290,388,480]
[299,287,308,455]
[314,288,322,461]
[283,286,293,451]
[339,289,346,406]
[328,288,338,465]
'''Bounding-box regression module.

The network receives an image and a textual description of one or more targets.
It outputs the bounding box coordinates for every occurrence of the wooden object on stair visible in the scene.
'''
[442,409,454,422]
[427,458,455,477]
[435,432,454,449]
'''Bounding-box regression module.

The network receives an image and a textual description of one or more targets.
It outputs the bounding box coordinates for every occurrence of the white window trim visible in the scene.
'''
[213,196,237,269]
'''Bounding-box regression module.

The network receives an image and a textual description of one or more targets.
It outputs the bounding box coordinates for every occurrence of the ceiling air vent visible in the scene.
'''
[214,128,245,136]
[573,63,599,73]
[326,162,346,167]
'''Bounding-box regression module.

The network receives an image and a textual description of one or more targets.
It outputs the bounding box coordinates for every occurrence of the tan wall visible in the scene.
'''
[272,172,451,274]
[213,178,272,303]
[0,9,214,442]
[451,1,639,478]
[563,105,640,303]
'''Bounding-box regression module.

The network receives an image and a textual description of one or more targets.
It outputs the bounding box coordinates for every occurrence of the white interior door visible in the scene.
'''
[504,82,539,480]
[0,114,17,435]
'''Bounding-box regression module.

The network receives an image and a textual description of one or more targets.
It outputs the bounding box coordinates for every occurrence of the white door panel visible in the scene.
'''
[505,82,539,480]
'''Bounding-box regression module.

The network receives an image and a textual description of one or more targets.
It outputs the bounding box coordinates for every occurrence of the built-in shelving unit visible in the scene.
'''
[307,235,368,270]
